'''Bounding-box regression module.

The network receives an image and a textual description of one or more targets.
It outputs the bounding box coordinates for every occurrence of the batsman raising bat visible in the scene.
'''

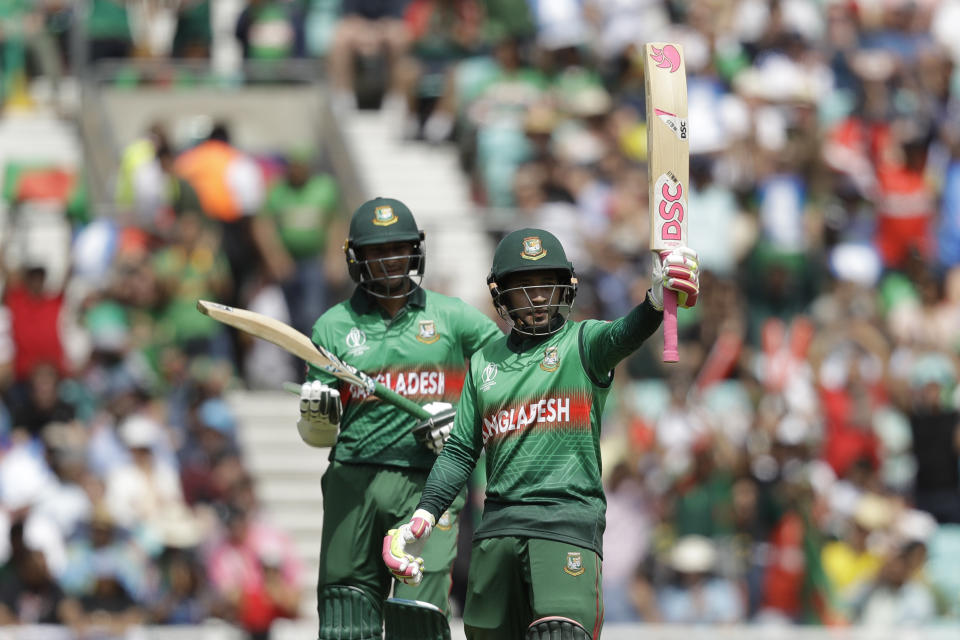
[304,197,501,639]
[383,228,699,639]
[645,41,691,362]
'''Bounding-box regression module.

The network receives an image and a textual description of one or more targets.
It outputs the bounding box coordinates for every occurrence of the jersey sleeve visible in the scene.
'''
[456,303,502,357]
[579,297,663,385]
[417,365,484,519]
[307,317,339,385]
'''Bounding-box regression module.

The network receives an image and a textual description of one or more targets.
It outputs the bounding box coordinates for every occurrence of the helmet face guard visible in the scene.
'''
[345,235,426,299]
[489,275,578,336]
[487,228,578,336]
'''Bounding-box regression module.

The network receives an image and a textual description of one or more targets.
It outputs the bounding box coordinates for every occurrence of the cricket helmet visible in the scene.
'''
[487,228,578,336]
[344,197,426,298]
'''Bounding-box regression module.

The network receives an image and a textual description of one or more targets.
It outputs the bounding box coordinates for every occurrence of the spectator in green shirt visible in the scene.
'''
[262,150,340,335]
[87,0,132,60]
[152,211,233,359]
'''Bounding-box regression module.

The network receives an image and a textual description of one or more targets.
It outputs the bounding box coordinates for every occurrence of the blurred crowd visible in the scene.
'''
[392,0,960,628]
[0,118,315,634]
[3,0,960,633]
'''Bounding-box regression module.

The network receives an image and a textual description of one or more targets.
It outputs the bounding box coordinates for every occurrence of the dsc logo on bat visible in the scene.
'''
[655,173,685,243]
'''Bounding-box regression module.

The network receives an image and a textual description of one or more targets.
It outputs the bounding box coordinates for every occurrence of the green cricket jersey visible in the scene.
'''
[309,287,502,471]
[419,299,663,556]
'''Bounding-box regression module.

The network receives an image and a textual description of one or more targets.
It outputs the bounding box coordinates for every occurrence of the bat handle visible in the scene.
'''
[662,290,679,363]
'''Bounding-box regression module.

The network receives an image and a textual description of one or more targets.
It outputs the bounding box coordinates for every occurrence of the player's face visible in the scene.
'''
[501,270,562,330]
[359,241,417,292]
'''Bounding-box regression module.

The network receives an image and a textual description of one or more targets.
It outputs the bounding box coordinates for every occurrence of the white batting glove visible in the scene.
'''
[296,380,341,448]
[411,402,455,454]
[382,509,435,585]
[648,247,700,311]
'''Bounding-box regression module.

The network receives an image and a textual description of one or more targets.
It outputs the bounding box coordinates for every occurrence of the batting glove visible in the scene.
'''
[411,402,455,454]
[296,380,341,448]
[648,247,700,311]
[382,509,435,585]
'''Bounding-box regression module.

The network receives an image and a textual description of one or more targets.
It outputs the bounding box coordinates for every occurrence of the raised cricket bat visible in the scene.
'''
[196,300,431,420]
[644,42,689,363]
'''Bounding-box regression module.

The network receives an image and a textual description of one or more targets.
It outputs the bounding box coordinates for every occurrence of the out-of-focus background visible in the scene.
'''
[0,1,959,638]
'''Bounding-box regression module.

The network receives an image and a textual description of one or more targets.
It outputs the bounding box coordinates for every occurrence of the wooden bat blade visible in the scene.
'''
[196,300,430,419]
[197,299,333,370]
[644,42,689,364]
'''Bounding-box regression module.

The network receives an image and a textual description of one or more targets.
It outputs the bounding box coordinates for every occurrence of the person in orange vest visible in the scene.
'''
[174,122,293,304]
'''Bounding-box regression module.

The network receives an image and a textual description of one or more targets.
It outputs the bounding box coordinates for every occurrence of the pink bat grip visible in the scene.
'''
[663,290,678,362]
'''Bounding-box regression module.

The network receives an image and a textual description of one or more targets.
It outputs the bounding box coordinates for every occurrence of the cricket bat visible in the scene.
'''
[196,300,431,420]
[644,42,689,363]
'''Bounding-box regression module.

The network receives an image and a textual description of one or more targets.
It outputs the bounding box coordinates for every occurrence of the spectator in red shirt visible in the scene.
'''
[3,264,66,383]
[873,122,936,268]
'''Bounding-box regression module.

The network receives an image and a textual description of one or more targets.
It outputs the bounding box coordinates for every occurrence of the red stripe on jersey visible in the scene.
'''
[480,393,593,445]
[339,367,466,407]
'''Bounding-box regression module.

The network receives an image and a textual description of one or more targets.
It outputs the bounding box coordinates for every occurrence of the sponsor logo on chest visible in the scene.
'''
[416,320,439,344]
[540,346,560,372]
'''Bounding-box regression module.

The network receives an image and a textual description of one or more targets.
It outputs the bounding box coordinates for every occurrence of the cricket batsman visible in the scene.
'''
[383,228,700,639]
[298,197,502,639]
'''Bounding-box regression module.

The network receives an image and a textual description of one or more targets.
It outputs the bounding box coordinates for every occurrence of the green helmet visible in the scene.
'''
[487,228,578,336]
[344,197,426,298]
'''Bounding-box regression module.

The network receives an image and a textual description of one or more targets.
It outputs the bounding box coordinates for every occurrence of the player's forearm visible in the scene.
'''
[588,297,663,373]
[417,436,477,519]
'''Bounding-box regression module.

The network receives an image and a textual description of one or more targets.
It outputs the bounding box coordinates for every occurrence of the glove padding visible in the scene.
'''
[648,246,700,311]
[411,402,455,454]
[296,380,341,448]
[382,509,435,585]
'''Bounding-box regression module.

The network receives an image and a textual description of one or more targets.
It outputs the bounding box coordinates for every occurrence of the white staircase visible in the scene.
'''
[0,109,81,291]
[342,112,493,309]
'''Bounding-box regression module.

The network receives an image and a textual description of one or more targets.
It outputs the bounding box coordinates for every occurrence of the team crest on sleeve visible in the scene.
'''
[345,327,369,356]
[479,363,498,391]
[416,320,440,344]
[521,236,547,260]
[564,551,585,576]
[372,205,398,226]
[540,346,560,372]
[435,510,455,531]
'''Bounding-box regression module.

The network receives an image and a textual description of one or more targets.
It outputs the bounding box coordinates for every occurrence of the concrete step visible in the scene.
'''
[242,449,328,476]
[294,537,322,561]
[265,504,326,533]
[257,478,326,506]
[238,425,318,449]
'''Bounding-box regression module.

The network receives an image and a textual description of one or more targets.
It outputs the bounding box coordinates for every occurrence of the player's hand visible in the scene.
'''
[296,381,341,448]
[648,247,700,310]
[382,509,435,585]
[411,402,455,454]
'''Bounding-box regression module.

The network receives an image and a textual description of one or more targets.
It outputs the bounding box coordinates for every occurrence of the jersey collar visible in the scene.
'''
[506,319,569,352]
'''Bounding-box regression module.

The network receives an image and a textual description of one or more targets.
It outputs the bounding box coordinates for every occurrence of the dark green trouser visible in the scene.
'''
[317,461,464,616]
[462,537,603,640]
